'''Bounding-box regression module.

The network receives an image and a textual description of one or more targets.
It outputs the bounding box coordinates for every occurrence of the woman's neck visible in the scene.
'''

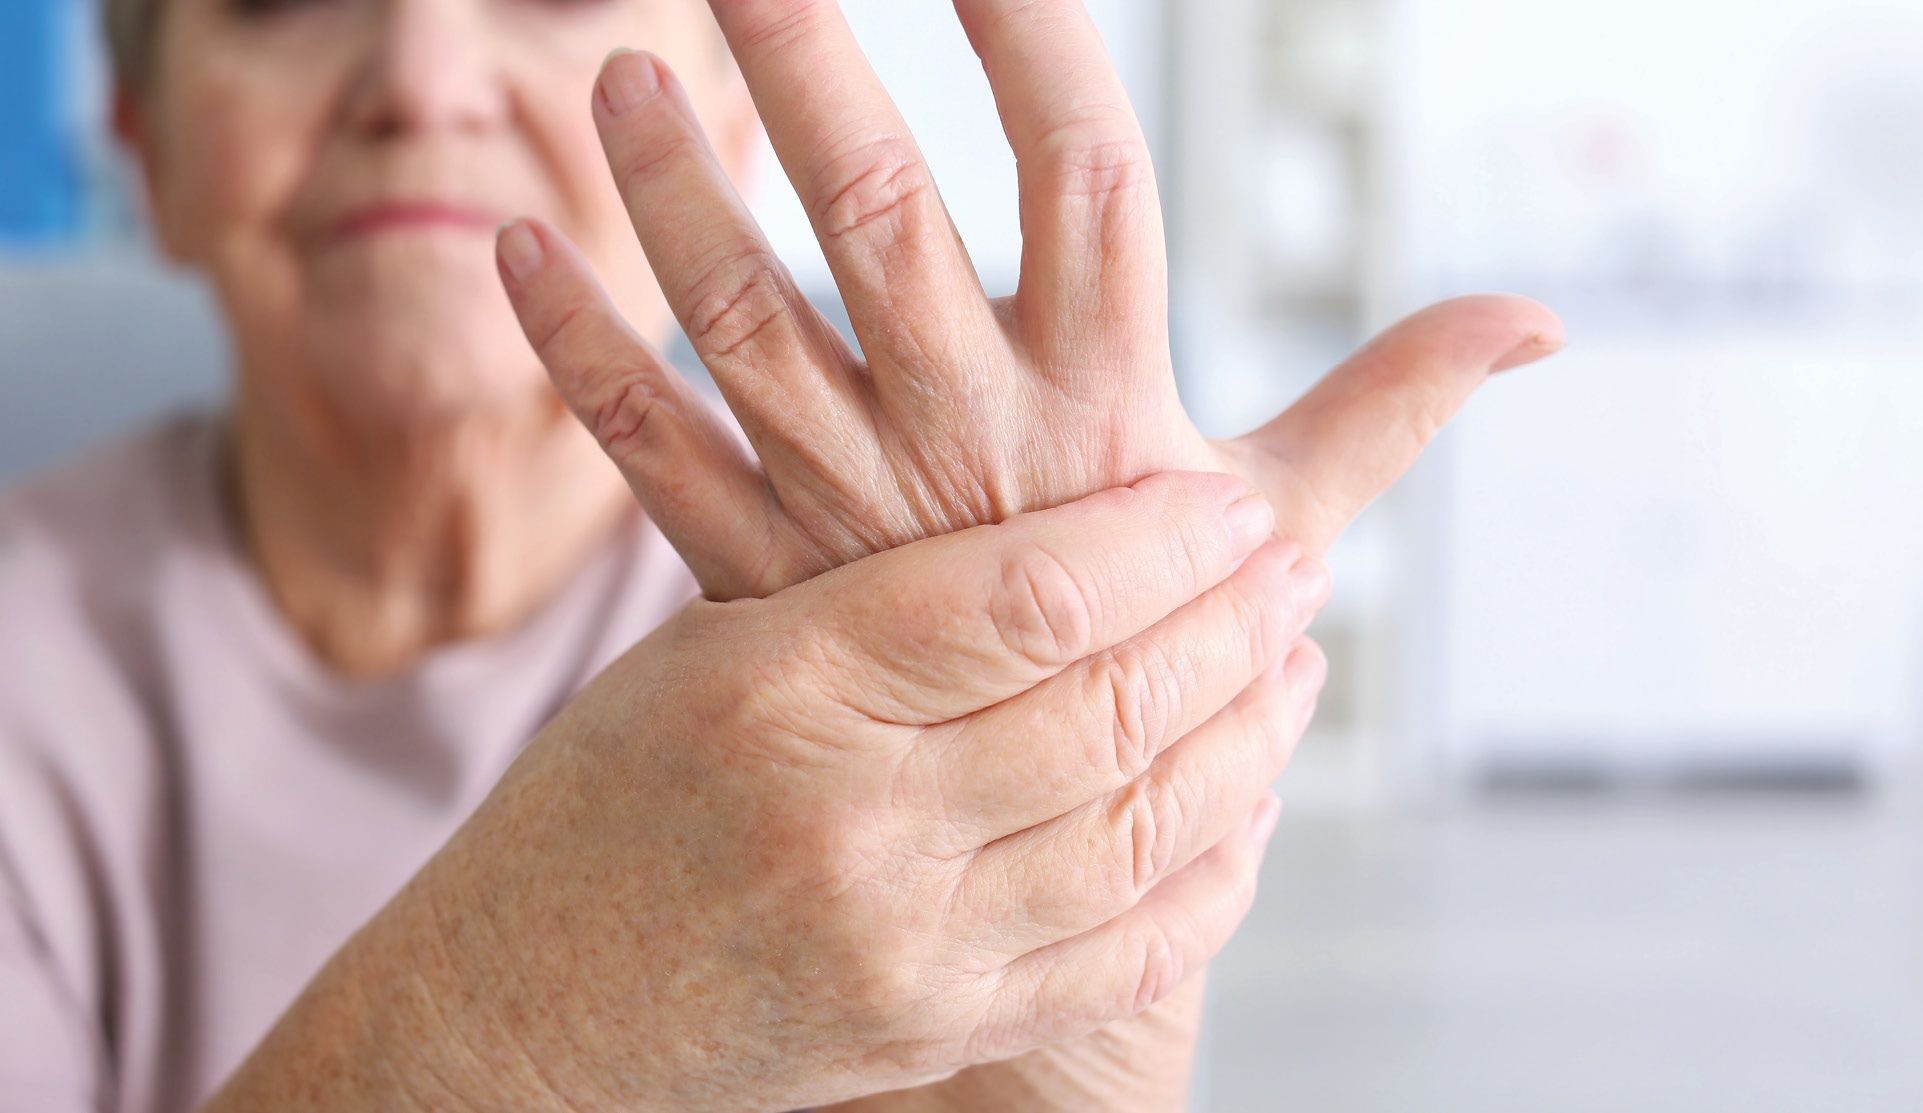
[224,384,637,680]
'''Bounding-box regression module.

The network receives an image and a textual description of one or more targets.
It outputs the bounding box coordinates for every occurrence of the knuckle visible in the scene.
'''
[613,128,702,197]
[1031,115,1153,202]
[686,254,792,363]
[991,543,1098,669]
[761,800,887,904]
[1128,918,1185,1015]
[735,0,823,52]
[527,292,597,356]
[1113,776,1181,899]
[1388,378,1454,460]
[588,379,665,459]
[1397,409,1444,463]
[864,953,939,1014]
[814,137,936,242]
[1093,643,1176,783]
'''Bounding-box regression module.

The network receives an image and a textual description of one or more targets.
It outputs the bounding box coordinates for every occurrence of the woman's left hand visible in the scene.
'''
[497,1,1563,1106]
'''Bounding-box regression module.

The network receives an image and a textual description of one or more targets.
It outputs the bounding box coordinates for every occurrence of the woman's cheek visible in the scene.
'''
[157,63,325,267]
[509,66,639,288]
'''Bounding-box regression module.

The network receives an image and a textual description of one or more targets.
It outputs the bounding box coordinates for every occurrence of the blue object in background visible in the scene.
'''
[0,0,83,247]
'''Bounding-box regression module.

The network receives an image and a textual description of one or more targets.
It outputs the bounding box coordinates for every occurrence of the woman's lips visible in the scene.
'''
[332,201,501,239]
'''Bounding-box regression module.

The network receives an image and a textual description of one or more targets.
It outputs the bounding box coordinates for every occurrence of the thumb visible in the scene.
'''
[1225,293,1564,553]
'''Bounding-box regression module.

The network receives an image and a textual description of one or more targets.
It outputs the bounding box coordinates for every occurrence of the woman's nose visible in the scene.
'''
[344,0,509,139]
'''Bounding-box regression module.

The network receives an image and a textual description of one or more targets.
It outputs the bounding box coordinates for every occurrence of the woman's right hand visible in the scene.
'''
[209,471,1328,1113]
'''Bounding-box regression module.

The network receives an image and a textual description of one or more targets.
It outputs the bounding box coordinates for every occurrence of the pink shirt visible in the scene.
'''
[0,412,701,1112]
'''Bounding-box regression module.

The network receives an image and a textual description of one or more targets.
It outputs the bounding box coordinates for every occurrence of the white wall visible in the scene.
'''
[1385,0,1923,776]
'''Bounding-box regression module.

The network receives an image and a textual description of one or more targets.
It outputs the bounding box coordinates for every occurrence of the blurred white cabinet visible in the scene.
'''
[1385,0,1923,787]
[1429,314,1923,783]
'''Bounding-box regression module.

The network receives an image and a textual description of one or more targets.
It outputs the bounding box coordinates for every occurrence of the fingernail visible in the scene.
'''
[1491,330,1565,373]
[1288,557,1333,612]
[1224,493,1275,556]
[1283,642,1326,691]
[598,48,660,115]
[1247,792,1282,844]
[496,220,542,285]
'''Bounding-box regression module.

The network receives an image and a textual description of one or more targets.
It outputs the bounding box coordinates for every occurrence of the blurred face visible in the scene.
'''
[123,0,754,427]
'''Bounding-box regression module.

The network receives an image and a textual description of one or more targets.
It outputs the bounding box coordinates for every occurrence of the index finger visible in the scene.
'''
[792,470,1278,725]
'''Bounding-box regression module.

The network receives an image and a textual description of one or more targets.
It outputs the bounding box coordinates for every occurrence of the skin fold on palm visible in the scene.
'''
[495,0,1563,1106]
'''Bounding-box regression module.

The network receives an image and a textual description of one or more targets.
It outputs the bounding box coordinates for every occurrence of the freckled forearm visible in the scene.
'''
[198,859,641,1113]
[197,915,465,1113]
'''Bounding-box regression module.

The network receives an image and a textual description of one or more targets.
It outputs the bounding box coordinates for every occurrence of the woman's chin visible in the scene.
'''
[294,304,555,426]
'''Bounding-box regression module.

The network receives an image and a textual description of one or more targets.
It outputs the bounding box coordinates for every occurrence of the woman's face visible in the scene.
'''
[125,0,753,426]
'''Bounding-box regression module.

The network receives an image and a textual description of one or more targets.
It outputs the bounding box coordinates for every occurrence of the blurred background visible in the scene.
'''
[4,0,1920,1108]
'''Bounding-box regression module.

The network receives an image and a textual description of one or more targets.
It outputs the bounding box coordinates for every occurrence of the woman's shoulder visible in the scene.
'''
[0,415,224,1040]
[0,408,215,560]
[0,409,220,736]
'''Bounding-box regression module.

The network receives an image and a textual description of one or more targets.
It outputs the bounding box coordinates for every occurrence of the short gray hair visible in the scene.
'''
[102,0,162,91]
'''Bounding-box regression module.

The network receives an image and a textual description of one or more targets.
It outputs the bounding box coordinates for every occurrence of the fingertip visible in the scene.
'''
[1286,554,1333,614]
[1246,791,1283,845]
[1491,326,1568,373]
[1224,491,1277,557]
[1464,293,1565,372]
[596,47,665,117]
[1403,292,1563,369]
[1282,638,1327,694]
[495,218,544,288]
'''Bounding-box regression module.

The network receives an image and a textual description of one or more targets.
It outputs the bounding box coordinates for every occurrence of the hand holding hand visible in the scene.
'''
[301,473,1326,1113]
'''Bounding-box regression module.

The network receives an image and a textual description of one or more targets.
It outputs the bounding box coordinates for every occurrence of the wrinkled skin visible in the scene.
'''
[497,0,1562,1107]
[212,472,1330,1112]
[497,10,1562,599]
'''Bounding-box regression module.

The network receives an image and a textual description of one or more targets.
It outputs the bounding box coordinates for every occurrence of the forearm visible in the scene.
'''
[200,861,587,1113]
[823,974,1209,1113]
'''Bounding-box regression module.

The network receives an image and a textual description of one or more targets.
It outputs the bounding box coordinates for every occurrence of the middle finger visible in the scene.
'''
[705,0,1004,380]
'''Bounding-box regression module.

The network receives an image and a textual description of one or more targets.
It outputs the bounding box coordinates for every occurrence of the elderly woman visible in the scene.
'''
[0,0,1560,1109]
